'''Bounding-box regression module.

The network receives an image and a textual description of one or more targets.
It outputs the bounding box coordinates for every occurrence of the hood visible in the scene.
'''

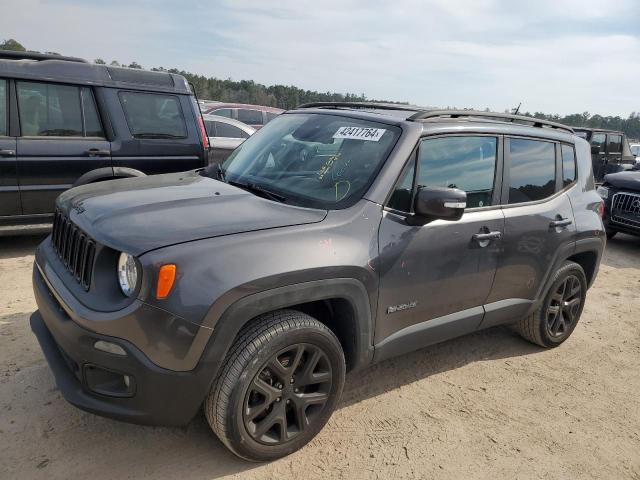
[603,171,640,191]
[57,171,327,256]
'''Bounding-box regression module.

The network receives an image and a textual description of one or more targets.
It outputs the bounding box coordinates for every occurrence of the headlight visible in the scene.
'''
[117,252,139,297]
[596,186,609,199]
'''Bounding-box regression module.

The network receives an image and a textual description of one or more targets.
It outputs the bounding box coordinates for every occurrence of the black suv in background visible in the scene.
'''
[31,104,605,461]
[0,50,208,227]
[572,127,635,182]
[598,170,640,238]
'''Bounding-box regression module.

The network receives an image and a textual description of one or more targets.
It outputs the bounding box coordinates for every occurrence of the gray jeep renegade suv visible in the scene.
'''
[30,103,605,461]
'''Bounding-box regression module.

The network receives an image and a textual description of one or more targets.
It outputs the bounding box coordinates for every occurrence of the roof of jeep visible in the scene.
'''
[0,51,191,94]
[292,102,578,144]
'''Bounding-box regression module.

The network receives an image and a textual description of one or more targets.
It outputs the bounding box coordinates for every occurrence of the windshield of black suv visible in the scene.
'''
[203,113,401,209]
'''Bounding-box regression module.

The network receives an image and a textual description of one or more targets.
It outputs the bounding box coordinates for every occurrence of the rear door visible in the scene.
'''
[483,137,576,326]
[15,81,111,215]
[590,133,607,182]
[605,133,623,175]
[0,78,20,216]
[112,91,203,175]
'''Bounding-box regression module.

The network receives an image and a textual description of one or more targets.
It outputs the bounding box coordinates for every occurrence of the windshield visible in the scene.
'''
[631,145,640,156]
[204,113,401,209]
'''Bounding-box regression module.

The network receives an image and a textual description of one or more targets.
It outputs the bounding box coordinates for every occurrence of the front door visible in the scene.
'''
[376,135,504,351]
[15,81,111,215]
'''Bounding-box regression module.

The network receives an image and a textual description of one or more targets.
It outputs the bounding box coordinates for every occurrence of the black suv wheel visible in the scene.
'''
[516,261,587,348]
[205,310,345,461]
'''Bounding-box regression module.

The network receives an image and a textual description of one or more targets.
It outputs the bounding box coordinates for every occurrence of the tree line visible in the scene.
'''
[2,38,639,139]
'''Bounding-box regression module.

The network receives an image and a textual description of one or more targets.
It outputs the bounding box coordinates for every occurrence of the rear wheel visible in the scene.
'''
[516,261,587,348]
[205,310,345,461]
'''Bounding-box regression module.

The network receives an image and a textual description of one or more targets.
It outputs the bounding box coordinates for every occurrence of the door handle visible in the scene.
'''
[472,231,502,243]
[85,148,110,157]
[0,149,15,157]
[549,218,572,229]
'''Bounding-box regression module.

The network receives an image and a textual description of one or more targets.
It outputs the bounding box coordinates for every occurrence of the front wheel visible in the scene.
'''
[205,310,345,461]
[515,261,587,348]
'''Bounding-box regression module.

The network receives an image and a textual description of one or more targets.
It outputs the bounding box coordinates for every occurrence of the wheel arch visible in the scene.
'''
[198,278,374,385]
[72,167,146,187]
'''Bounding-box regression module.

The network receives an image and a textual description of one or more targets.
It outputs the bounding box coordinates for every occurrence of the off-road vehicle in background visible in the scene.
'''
[597,170,640,238]
[30,103,605,461]
[572,127,635,182]
[0,50,209,227]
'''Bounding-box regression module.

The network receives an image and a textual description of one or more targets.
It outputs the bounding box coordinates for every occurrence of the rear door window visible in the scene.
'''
[237,109,263,125]
[0,79,6,136]
[607,134,622,154]
[417,136,498,208]
[507,138,556,203]
[591,133,606,153]
[215,122,248,139]
[81,87,104,138]
[119,92,187,138]
[265,112,279,122]
[17,81,83,136]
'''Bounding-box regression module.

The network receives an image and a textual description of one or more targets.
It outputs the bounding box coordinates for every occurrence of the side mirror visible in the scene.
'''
[414,186,466,221]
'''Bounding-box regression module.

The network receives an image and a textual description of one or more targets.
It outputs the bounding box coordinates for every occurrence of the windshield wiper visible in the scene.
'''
[228,180,286,203]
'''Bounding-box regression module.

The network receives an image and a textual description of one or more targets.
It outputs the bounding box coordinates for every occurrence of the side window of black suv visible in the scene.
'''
[388,136,498,211]
[0,79,7,136]
[17,81,104,137]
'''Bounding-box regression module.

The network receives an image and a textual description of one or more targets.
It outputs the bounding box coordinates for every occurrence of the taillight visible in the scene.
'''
[197,114,210,149]
[597,200,605,218]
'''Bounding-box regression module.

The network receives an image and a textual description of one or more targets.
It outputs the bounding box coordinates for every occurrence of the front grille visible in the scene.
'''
[51,209,96,290]
[611,192,640,229]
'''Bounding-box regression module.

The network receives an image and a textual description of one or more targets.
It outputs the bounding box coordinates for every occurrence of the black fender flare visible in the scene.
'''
[73,167,146,187]
[196,278,374,388]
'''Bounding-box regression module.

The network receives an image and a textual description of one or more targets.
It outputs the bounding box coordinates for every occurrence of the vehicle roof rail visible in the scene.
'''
[409,110,574,134]
[297,101,425,113]
[0,49,88,64]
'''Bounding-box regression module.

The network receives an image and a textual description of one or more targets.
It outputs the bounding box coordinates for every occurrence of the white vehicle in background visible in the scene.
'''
[203,114,256,165]
[630,143,640,164]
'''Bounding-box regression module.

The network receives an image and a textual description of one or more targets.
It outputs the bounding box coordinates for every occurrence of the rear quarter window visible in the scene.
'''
[119,92,187,138]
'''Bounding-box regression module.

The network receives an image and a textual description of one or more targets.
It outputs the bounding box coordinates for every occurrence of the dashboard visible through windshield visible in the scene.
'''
[204,113,401,209]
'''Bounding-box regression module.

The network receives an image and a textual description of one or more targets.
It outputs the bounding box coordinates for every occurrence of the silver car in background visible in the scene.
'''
[203,114,256,164]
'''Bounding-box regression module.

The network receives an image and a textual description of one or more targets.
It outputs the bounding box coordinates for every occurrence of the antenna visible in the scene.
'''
[513,102,522,116]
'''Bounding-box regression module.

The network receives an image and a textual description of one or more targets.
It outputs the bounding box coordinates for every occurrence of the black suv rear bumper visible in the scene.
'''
[31,265,210,427]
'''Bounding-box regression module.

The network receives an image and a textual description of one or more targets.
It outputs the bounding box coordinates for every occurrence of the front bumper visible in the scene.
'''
[31,263,213,427]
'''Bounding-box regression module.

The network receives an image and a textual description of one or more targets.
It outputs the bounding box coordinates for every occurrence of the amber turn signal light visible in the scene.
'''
[156,264,177,299]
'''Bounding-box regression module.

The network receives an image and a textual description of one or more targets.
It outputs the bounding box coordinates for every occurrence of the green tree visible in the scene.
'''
[94,58,106,64]
[0,38,26,51]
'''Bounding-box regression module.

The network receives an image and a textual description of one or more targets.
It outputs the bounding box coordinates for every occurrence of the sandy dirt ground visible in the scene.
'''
[1,231,639,480]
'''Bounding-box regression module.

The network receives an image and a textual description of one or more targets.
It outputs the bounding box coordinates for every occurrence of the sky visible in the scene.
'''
[2,0,639,116]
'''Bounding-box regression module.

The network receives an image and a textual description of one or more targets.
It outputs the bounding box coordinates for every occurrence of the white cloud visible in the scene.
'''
[2,0,639,116]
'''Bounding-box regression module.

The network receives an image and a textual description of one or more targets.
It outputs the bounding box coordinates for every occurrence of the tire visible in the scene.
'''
[515,261,587,348]
[205,309,346,461]
[606,229,617,239]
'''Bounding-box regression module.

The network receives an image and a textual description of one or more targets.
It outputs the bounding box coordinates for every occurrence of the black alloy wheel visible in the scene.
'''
[243,343,332,445]
[545,274,583,339]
